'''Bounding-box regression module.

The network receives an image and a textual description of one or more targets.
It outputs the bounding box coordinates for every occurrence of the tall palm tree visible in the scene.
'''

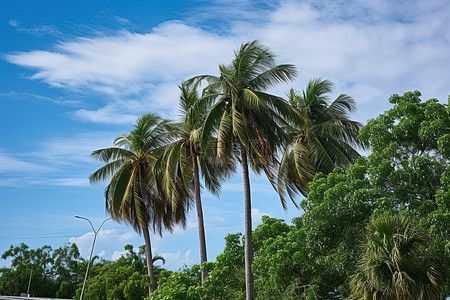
[350,214,445,299]
[162,81,234,283]
[278,78,364,201]
[193,40,297,299]
[89,113,187,295]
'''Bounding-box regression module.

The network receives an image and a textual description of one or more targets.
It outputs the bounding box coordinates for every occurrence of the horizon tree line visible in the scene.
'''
[89,40,364,299]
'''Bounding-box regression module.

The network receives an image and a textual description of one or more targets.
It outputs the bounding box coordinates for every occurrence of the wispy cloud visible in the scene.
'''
[35,131,118,165]
[48,177,91,187]
[9,19,61,37]
[4,0,450,126]
[0,131,117,187]
[0,151,53,174]
[4,22,237,122]
[0,91,81,106]
[5,22,234,93]
[3,0,449,190]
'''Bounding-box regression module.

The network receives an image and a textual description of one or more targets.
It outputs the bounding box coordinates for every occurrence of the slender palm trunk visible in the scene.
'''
[138,165,156,294]
[240,147,255,300]
[143,224,156,295]
[192,154,208,284]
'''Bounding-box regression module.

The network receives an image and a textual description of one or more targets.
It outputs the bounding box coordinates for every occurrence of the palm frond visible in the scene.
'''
[201,100,227,149]
[91,147,135,163]
[89,158,130,184]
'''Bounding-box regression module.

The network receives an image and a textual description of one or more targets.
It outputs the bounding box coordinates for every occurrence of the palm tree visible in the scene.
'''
[350,214,445,299]
[193,40,297,299]
[278,78,364,201]
[89,113,187,295]
[162,81,233,284]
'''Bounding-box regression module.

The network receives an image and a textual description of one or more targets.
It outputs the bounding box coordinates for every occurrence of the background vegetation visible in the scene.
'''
[1,90,448,299]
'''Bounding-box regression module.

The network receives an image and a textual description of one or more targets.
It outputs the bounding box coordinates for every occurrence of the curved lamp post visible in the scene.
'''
[75,216,111,300]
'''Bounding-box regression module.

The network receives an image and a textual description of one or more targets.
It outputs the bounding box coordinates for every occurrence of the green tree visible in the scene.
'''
[195,40,296,299]
[350,214,445,299]
[162,81,233,283]
[150,90,449,299]
[199,233,246,299]
[148,266,201,300]
[0,243,83,298]
[278,78,364,200]
[74,244,164,300]
[52,243,83,298]
[296,91,450,297]
[252,216,306,300]
[89,113,187,295]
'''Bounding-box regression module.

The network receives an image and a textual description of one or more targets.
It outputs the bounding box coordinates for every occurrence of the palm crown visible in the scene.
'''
[350,214,444,299]
[89,113,186,234]
[199,40,297,178]
[194,40,297,299]
[278,78,365,200]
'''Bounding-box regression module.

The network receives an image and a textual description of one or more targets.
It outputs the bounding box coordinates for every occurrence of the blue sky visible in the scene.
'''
[1,0,449,271]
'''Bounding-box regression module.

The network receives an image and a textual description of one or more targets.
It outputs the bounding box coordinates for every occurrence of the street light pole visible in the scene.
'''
[75,216,111,300]
[26,262,33,296]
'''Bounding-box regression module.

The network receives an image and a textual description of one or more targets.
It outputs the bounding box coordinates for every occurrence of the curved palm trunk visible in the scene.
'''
[240,147,255,300]
[143,224,156,295]
[192,154,208,283]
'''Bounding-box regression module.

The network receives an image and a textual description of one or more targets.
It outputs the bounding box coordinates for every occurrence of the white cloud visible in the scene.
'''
[4,22,239,123]
[111,246,194,271]
[240,208,269,222]
[9,20,18,27]
[157,250,194,271]
[5,22,229,91]
[74,105,139,124]
[251,208,268,220]
[69,229,138,258]
[251,0,450,122]
[3,0,449,192]
[5,0,449,128]
[8,19,61,36]
[111,247,139,261]
[48,177,91,187]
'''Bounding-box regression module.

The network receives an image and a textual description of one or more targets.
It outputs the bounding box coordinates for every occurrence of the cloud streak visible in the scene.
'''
[0,151,53,174]
[9,19,62,37]
[5,0,450,125]
[0,131,118,187]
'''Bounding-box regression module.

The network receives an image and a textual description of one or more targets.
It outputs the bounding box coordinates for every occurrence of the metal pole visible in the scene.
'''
[75,216,111,300]
[27,263,33,296]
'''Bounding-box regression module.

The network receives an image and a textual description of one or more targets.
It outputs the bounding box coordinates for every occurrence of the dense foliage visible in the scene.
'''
[146,91,449,299]
[73,245,159,300]
[350,214,445,299]
[0,243,82,298]
[2,65,448,299]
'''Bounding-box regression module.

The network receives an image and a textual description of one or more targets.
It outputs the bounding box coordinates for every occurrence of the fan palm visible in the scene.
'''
[89,113,187,295]
[162,81,234,284]
[350,214,445,299]
[278,78,364,200]
[192,40,297,299]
